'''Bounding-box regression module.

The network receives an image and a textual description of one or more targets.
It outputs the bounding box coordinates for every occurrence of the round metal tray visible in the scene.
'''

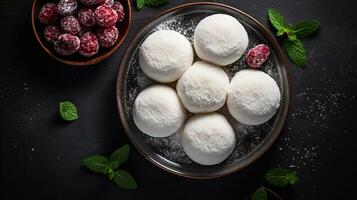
[116,2,290,179]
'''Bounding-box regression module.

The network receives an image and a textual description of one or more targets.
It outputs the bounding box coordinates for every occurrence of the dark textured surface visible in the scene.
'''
[0,0,356,199]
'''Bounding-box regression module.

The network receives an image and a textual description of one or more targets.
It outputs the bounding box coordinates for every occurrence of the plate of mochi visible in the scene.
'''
[116,2,290,178]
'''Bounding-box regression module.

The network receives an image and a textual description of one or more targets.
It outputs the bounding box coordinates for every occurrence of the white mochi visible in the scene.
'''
[181,113,236,165]
[133,85,186,137]
[227,69,281,125]
[194,14,249,66]
[139,30,194,83]
[176,61,229,113]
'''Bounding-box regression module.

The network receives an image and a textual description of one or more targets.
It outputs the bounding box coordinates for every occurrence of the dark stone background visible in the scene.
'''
[1,0,356,199]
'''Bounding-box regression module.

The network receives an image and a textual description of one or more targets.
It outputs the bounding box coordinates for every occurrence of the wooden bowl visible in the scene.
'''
[31,0,132,66]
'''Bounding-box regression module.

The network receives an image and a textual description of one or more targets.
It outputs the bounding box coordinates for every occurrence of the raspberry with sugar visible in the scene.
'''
[54,33,80,55]
[79,32,99,57]
[94,5,118,27]
[97,26,118,48]
[61,15,81,35]
[96,0,114,6]
[111,1,125,22]
[246,44,270,68]
[57,0,78,16]
[44,26,61,43]
[78,8,96,27]
[38,3,58,24]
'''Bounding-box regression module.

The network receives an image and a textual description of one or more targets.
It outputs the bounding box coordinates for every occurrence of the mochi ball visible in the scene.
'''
[176,61,229,113]
[227,69,281,125]
[133,85,186,137]
[139,30,194,83]
[181,113,236,165]
[194,14,249,66]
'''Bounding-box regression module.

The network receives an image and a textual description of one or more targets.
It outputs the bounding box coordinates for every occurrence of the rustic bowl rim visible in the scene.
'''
[116,2,291,179]
[31,0,132,66]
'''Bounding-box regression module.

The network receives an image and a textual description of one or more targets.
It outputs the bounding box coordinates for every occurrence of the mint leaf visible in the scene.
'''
[293,20,320,38]
[283,39,307,67]
[145,0,168,7]
[109,160,119,169]
[268,8,287,32]
[136,0,145,10]
[277,29,285,36]
[83,155,112,174]
[265,168,299,187]
[287,32,297,41]
[113,170,138,189]
[108,169,115,180]
[59,101,78,121]
[251,187,267,200]
[136,0,167,10]
[110,144,130,168]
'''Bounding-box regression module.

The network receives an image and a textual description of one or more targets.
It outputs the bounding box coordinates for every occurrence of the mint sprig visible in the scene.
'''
[83,144,137,190]
[268,8,320,67]
[136,0,168,10]
[251,187,267,200]
[248,168,299,199]
[59,101,78,121]
[265,168,299,187]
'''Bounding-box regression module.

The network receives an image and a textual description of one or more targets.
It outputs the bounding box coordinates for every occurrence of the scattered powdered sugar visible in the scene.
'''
[273,65,355,171]
[145,129,192,164]
[154,16,197,43]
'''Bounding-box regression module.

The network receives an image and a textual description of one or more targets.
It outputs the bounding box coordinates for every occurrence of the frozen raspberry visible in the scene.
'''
[79,32,99,57]
[38,3,58,24]
[57,0,78,16]
[246,44,270,68]
[61,16,81,35]
[79,0,99,6]
[78,8,96,27]
[94,5,118,27]
[112,1,125,22]
[44,26,60,43]
[101,0,114,6]
[54,33,80,55]
[97,26,118,48]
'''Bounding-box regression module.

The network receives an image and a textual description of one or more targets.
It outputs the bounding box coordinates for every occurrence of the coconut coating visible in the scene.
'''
[133,85,187,137]
[181,113,236,165]
[227,69,281,125]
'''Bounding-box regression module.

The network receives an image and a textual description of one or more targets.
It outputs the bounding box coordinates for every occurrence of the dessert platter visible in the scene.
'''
[116,2,290,178]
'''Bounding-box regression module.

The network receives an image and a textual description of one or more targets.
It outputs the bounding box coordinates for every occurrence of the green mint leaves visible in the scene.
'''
[265,168,299,187]
[136,0,168,10]
[110,144,130,166]
[136,0,145,10]
[249,168,299,199]
[268,9,288,33]
[268,8,320,67]
[83,155,112,174]
[283,39,307,67]
[59,101,78,121]
[251,187,267,200]
[83,144,138,190]
[293,20,320,38]
[114,170,138,189]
